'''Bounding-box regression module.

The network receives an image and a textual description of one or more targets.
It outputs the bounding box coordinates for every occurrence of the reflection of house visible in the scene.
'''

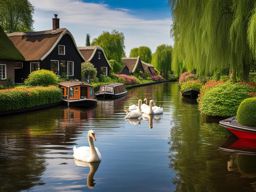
[0,27,24,85]
[8,15,84,82]
[120,57,144,75]
[79,46,111,77]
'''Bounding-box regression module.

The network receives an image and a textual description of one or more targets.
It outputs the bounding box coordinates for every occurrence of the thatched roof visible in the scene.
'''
[0,27,24,61]
[8,28,84,61]
[122,57,140,73]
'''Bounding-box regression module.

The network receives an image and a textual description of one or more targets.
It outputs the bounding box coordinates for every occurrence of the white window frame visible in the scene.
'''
[0,64,7,80]
[58,45,65,55]
[67,61,74,76]
[101,66,108,76]
[50,60,59,75]
[30,62,40,73]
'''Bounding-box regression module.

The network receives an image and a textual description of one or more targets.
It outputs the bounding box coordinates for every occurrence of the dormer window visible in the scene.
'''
[58,45,65,55]
[98,51,101,60]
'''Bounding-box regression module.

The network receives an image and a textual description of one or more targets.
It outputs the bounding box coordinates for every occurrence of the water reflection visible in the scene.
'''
[74,160,101,189]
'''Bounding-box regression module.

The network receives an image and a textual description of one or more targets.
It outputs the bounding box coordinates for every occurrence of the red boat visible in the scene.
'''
[219,117,256,140]
[220,135,256,154]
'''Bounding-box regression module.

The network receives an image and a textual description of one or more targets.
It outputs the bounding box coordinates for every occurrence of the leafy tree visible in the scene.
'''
[108,59,123,73]
[170,0,256,81]
[92,30,125,62]
[129,46,152,63]
[0,0,34,32]
[86,34,90,46]
[81,62,97,82]
[152,44,172,79]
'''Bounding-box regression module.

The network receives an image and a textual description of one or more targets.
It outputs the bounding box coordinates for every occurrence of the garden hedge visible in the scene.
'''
[25,69,59,86]
[0,86,62,112]
[180,80,202,93]
[236,97,256,126]
[199,82,256,117]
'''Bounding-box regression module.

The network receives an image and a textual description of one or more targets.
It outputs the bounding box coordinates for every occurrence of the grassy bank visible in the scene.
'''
[0,86,62,113]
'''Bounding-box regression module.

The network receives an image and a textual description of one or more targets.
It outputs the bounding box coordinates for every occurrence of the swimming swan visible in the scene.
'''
[73,130,101,163]
[151,100,163,115]
[128,99,141,111]
[125,99,142,119]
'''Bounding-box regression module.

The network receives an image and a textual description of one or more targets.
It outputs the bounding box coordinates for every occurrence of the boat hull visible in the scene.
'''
[62,99,97,108]
[181,89,199,99]
[219,117,256,140]
[96,91,127,100]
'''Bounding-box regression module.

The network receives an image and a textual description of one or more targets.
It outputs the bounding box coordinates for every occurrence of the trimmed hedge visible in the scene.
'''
[236,97,256,126]
[199,82,256,117]
[180,80,202,93]
[25,70,59,86]
[0,86,62,112]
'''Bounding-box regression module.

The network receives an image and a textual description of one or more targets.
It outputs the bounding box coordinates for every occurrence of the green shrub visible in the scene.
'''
[25,70,59,86]
[236,97,256,126]
[108,59,123,73]
[81,62,97,82]
[0,86,62,112]
[200,82,256,117]
[180,80,202,93]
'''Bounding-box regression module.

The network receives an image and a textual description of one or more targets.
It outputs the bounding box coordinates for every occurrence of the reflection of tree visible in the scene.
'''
[169,83,255,192]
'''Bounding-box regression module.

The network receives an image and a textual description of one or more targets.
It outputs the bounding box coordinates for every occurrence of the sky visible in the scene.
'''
[30,0,173,55]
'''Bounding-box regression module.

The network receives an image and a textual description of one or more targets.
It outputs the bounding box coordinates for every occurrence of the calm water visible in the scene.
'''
[0,82,256,192]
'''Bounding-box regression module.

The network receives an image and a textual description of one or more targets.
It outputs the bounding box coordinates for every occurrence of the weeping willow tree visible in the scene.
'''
[170,0,256,81]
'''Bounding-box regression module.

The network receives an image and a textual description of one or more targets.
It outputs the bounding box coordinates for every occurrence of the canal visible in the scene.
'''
[0,82,256,191]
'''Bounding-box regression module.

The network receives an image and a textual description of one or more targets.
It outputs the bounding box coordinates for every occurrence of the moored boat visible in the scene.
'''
[95,83,127,100]
[219,117,256,140]
[181,88,200,99]
[59,81,97,108]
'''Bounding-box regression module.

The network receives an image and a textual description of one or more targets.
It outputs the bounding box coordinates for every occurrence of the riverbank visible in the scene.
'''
[126,79,176,89]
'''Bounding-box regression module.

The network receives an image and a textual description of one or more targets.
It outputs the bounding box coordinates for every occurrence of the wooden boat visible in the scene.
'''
[181,88,200,99]
[219,117,256,140]
[95,83,128,100]
[220,136,256,154]
[59,81,97,108]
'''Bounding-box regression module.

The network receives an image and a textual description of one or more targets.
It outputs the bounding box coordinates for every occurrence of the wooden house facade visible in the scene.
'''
[79,46,111,77]
[0,27,24,85]
[8,15,84,83]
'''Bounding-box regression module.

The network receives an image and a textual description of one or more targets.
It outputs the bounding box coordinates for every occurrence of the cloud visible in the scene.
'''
[30,0,173,54]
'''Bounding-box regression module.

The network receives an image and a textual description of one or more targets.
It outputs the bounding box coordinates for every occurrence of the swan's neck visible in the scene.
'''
[149,102,153,114]
[88,136,95,148]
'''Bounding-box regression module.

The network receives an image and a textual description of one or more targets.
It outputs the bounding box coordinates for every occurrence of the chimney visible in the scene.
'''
[52,14,59,30]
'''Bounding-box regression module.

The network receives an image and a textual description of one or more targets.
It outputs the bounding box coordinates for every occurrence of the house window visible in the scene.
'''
[98,51,101,60]
[60,60,67,77]
[67,61,74,76]
[30,62,40,72]
[0,64,7,80]
[58,45,65,55]
[101,66,108,76]
[51,60,59,75]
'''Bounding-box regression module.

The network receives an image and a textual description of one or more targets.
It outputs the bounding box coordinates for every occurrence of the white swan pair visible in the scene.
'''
[141,100,163,115]
[73,130,101,163]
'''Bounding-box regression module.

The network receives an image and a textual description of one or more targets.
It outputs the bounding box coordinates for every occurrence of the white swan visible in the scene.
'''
[73,130,101,163]
[128,99,141,111]
[151,100,163,115]
[141,98,149,113]
[125,99,142,119]
[142,100,154,115]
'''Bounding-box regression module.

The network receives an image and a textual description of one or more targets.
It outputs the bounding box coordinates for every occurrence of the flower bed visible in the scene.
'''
[114,74,140,85]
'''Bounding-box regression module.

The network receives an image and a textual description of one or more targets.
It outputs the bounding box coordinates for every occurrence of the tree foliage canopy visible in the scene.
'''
[129,46,152,63]
[0,0,34,32]
[92,30,125,62]
[152,44,172,79]
[170,0,256,81]
[81,62,97,82]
